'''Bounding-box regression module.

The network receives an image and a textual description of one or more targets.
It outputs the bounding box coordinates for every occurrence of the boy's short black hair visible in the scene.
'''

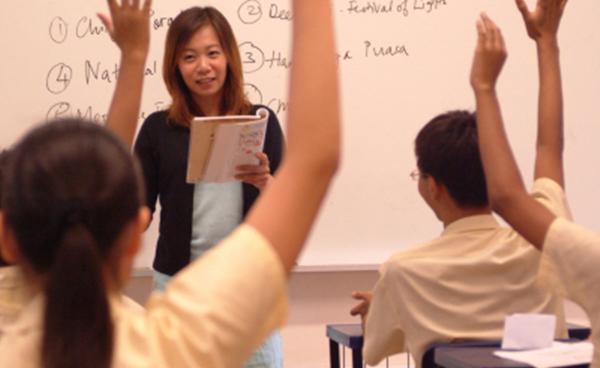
[415,110,488,208]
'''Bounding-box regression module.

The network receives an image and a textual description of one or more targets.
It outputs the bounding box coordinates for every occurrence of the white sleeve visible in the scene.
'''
[363,264,407,366]
[540,218,600,314]
[531,178,572,220]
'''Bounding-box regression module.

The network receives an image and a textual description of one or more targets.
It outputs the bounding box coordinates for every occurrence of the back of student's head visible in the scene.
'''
[2,119,144,368]
[0,149,13,213]
[415,110,488,208]
[0,149,9,199]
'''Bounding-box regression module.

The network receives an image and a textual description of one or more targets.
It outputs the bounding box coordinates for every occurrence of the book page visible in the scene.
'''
[186,122,218,183]
[203,120,267,182]
[494,341,593,368]
[187,108,269,183]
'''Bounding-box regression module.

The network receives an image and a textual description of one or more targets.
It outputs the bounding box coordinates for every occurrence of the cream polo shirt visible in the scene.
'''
[0,225,288,368]
[539,218,600,368]
[0,266,30,328]
[364,178,571,368]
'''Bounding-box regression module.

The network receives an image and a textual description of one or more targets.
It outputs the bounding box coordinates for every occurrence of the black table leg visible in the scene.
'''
[352,347,363,368]
[329,339,340,368]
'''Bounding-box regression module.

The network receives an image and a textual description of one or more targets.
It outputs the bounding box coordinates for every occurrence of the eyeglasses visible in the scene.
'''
[409,169,426,181]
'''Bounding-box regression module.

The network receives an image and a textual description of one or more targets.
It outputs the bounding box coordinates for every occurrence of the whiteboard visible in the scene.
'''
[2,0,599,268]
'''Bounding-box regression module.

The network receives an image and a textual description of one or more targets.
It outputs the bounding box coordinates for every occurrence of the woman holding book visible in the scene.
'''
[133,6,284,367]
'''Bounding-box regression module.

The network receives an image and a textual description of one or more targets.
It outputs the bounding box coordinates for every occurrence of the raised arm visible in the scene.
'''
[245,0,340,274]
[470,14,555,249]
[516,0,568,186]
[99,0,151,148]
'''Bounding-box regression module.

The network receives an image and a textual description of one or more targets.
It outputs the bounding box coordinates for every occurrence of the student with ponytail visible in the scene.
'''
[0,119,144,368]
[0,1,339,368]
[0,0,150,330]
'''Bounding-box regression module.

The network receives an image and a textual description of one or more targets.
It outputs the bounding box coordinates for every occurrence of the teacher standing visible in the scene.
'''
[134,6,284,367]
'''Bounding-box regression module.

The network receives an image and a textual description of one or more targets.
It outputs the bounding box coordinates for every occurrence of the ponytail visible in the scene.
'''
[2,119,144,368]
[42,223,113,368]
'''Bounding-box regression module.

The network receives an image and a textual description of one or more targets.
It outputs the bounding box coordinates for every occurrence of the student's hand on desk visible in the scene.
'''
[470,13,507,92]
[350,291,373,322]
[236,152,273,191]
[97,0,152,57]
[516,0,567,41]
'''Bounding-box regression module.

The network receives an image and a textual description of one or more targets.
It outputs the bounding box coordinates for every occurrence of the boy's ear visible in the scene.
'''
[426,176,441,200]
[429,176,453,202]
[0,212,20,265]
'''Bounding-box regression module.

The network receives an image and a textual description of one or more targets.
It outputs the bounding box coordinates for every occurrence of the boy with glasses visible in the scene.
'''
[351,1,571,366]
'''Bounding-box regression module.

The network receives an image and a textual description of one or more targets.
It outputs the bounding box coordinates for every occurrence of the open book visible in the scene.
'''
[186,108,269,183]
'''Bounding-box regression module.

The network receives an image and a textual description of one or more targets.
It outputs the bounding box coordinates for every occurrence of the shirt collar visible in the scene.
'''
[441,214,500,236]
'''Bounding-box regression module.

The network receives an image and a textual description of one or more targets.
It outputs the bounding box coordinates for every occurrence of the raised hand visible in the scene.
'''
[470,13,507,93]
[97,0,152,58]
[524,0,568,188]
[471,11,558,249]
[99,0,152,148]
[515,0,567,41]
[244,0,340,274]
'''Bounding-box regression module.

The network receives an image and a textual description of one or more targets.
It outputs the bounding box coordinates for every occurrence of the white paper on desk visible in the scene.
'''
[501,313,555,350]
[494,341,593,368]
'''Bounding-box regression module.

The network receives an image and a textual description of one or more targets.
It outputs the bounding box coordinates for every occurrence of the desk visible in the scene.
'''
[326,324,363,368]
[568,323,592,340]
[326,323,590,368]
[435,344,527,368]
[434,344,589,368]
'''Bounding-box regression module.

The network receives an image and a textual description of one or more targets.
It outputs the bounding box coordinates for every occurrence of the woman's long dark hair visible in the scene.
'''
[2,119,144,368]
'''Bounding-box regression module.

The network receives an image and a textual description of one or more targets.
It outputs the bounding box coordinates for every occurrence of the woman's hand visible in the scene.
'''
[236,152,272,191]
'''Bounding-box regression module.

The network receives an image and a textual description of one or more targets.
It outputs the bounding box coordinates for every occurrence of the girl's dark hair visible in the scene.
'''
[415,110,488,208]
[0,149,11,266]
[0,149,10,203]
[163,6,251,126]
[2,119,144,368]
